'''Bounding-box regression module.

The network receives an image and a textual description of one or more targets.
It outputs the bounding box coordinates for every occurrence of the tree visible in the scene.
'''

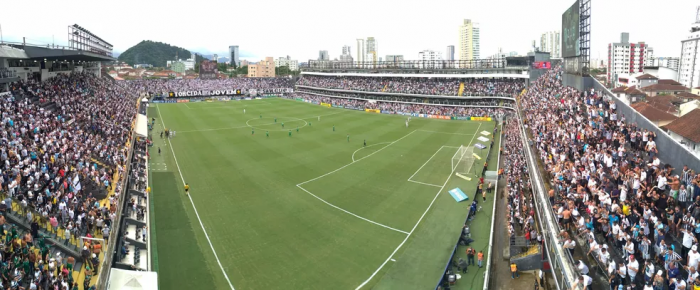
[275,65,291,76]
[236,65,248,76]
[217,62,228,73]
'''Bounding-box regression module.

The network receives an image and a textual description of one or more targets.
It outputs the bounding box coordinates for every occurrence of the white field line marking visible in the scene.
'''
[185,103,193,109]
[294,130,417,235]
[296,185,409,235]
[407,180,443,188]
[442,145,461,149]
[418,129,475,136]
[351,142,392,162]
[156,105,236,290]
[178,111,346,133]
[354,122,482,290]
[298,130,416,186]
[407,146,446,182]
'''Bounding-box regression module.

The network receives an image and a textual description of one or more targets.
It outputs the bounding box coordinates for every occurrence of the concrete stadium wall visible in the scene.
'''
[562,73,593,92]
[592,79,700,173]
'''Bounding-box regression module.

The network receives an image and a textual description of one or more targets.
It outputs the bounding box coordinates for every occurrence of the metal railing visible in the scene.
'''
[305,59,509,70]
[515,107,578,290]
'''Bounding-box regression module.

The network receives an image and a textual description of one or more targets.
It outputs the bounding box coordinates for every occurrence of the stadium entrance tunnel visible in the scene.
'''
[246,117,308,131]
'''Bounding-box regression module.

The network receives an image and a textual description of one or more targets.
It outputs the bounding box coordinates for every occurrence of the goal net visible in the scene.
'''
[451,145,474,175]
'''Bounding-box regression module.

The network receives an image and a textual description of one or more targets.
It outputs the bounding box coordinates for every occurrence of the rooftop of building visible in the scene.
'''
[636,74,658,80]
[662,109,700,143]
[631,102,679,122]
[641,83,689,92]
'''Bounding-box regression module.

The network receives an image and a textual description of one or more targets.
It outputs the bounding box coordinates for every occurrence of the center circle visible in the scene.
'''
[246,117,309,131]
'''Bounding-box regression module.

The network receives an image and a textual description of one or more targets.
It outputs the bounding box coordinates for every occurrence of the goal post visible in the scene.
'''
[451,145,474,175]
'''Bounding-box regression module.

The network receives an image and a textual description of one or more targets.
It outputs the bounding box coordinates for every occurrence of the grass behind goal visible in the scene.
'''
[148,98,496,290]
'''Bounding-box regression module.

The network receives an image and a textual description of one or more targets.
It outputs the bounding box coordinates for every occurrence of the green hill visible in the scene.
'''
[118,40,205,67]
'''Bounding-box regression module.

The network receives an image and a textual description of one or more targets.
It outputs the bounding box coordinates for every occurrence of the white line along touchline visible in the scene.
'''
[156,105,237,290]
[354,122,482,289]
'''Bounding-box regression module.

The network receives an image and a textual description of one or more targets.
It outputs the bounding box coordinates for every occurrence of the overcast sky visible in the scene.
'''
[1,0,697,62]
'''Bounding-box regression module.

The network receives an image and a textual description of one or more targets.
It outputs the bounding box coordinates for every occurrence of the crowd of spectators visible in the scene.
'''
[518,65,700,289]
[126,78,294,96]
[0,72,139,289]
[297,75,525,97]
[502,117,540,249]
[295,89,516,108]
[287,93,510,119]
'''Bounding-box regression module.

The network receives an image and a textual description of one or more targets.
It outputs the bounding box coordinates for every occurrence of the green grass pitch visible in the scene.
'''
[147,98,498,290]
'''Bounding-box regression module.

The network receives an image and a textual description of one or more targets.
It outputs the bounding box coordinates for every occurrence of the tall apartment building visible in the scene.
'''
[318,50,329,61]
[274,56,299,71]
[540,31,561,58]
[418,50,443,69]
[366,37,378,63]
[339,45,354,62]
[248,57,275,77]
[446,45,455,61]
[607,33,654,84]
[386,55,404,62]
[356,39,365,63]
[679,8,700,88]
[649,57,680,71]
[228,45,240,67]
[458,19,480,62]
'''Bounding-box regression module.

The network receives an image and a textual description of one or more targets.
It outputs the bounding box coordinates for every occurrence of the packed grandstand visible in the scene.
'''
[1,61,698,290]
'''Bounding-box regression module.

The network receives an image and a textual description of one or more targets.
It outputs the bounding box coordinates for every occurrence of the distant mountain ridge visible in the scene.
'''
[118,40,205,67]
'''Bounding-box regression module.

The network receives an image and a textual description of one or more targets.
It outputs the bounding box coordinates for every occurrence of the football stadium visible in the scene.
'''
[5,0,700,289]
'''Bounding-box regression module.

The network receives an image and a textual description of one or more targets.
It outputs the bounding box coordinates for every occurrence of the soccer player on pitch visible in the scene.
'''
[184,183,190,195]
[289,130,292,137]
[244,109,246,114]
[333,125,335,132]
[252,128,254,135]
[364,139,366,147]
[347,134,349,142]
[266,131,269,137]
[282,122,284,128]
[296,127,299,133]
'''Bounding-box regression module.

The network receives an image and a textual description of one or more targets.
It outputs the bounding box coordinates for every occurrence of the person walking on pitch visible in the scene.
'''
[347,134,350,142]
[266,131,269,137]
[406,120,408,128]
[275,118,277,123]
[333,125,335,132]
[252,128,254,135]
[364,140,366,147]
[282,122,284,128]
[158,147,161,155]
[288,130,292,137]
[296,127,299,132]
[184,183,190,195]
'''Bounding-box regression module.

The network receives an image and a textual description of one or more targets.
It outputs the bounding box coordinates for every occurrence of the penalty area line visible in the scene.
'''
[296,184,409,235]
[354,123,481,290]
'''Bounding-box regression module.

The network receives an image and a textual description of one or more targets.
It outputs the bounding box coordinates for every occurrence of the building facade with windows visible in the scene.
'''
[458,19,480,62]
[318,50,329,61]
[248,57,275,77]
[679,10,700,89]
[275,56,298,71]
[446,45,455,61]
[607,33,654,85]
[356,39,365,63]
[229,45,240,67]
[540,31,561,58]
[366,37,378,63]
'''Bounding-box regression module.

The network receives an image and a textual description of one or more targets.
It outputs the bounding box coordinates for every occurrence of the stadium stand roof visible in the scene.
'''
[6,44,115,62]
